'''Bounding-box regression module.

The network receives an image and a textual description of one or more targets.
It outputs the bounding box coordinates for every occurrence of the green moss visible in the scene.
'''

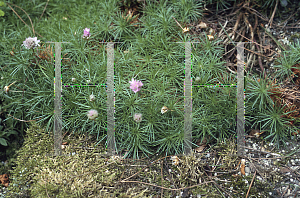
[3,122,283,197]
[289,33,300,44]
[4,121,153,197]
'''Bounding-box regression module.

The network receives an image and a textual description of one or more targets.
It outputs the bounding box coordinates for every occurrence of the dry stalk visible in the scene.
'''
[6,3,43,38]
[245,170,256,198]
[267,0,279,28]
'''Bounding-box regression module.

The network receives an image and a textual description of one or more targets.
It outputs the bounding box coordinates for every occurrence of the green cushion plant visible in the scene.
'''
[0,0,299,162]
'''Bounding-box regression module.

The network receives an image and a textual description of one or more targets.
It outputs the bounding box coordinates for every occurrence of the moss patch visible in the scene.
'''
[3,122,286,197]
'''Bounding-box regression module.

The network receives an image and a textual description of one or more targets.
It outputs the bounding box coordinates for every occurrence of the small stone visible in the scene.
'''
[245,167,250,173]
[257,176,262,181]
[287,189,291,196]
[280,167,289,173]
[269,142,274,146]
[280,0,288,7]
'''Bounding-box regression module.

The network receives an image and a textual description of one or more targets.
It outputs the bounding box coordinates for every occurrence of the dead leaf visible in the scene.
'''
[249,129,265,138]
[170,156,180,165]
[195,137,207,153]
[182,27,189,33]
[10,47,15,56]
[37,44,53,62]
[0,174,10,187]
[195,144,206,152]
[240,159,246,175]
[291,130,299,136]
[196,21,207,29]
[207,35,214,41]
[240,164,245,175]
[209,28,215,35]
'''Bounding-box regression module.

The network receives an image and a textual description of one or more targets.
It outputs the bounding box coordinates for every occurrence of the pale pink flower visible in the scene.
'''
[129,78,143,93]
[71,78,76,82]
[134,113,142,123]
[87,109,98,120]
[22,37,40,49]
[83,28,90,38]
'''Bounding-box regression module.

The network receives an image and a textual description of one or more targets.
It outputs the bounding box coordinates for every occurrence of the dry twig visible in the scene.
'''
[245,170,256,198]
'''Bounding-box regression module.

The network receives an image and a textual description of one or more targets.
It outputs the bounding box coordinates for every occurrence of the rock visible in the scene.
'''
[280,0,288,7]
[245,167,250,174]
[280,167,290,173]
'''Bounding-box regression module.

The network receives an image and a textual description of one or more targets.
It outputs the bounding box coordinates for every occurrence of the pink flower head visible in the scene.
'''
[83,28,90,38]
[87,109,98,120]
[22,37,40,49]
[129,78,143,93]
[134,113,142,123]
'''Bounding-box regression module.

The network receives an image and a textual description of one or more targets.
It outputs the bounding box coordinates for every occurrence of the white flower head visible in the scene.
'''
[87,109,98,120]
[71,78,76,82]
[86,80,91,84]
[22,37,40,49]
[89,94,96,102]
[134,113,142,123]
